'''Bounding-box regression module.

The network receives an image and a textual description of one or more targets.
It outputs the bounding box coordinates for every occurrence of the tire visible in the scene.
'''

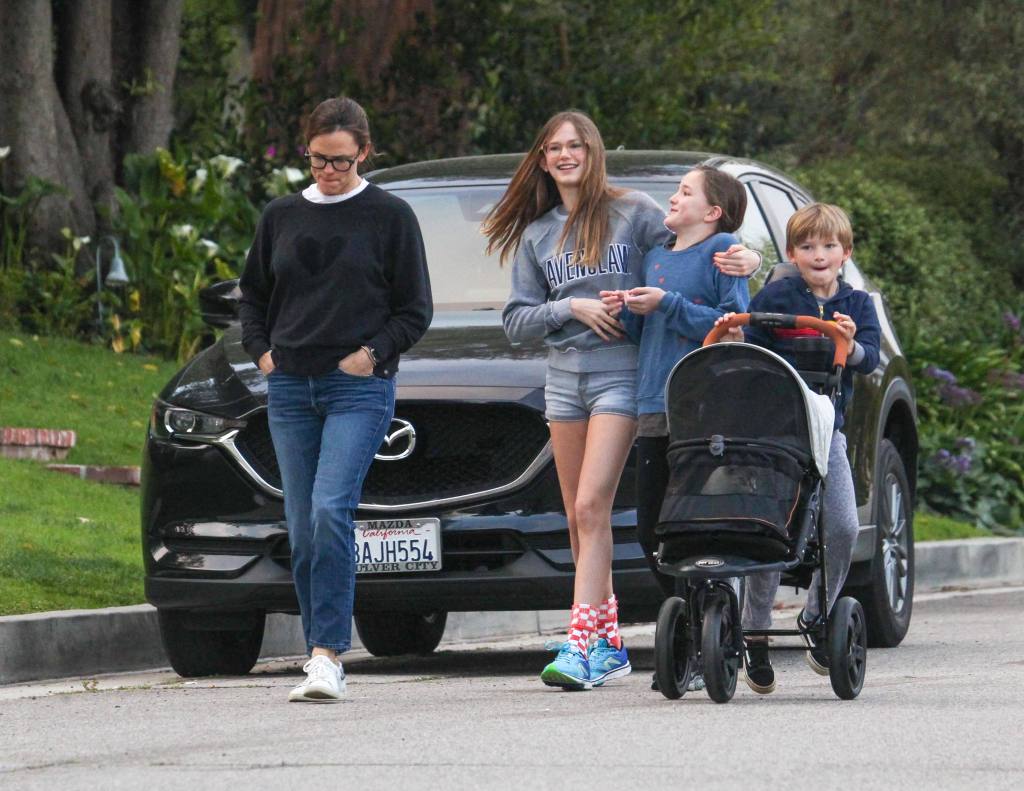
[850,439,914,647]
[654,596,694,700]
[354,611,447,657]
[701,596,739,703]
[827,596,867,699]
[158,609,265,678]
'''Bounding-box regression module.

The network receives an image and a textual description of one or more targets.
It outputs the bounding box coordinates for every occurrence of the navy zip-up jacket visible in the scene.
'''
[743,275,881,429]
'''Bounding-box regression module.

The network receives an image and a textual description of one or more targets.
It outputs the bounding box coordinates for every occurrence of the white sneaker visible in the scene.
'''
[288,655,346,703]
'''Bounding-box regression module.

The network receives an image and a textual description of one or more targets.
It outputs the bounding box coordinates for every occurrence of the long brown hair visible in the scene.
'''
[482,110,623,267]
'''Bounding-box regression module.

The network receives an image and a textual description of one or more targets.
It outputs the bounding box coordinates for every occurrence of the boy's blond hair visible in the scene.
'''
[786,203,853,251]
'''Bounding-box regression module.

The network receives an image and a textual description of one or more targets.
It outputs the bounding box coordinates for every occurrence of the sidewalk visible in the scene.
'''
[2,537,1022,686]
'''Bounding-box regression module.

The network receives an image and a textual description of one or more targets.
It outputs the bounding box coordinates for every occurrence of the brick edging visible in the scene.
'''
[0,427,77,448]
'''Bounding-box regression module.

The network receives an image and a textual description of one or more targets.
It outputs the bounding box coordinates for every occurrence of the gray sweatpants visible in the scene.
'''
[742,431,859,630]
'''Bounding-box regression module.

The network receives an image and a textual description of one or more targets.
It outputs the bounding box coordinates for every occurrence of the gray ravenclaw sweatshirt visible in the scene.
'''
[502,191,670,372]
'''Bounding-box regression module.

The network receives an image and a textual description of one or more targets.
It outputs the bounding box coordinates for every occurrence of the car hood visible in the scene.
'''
[158,312,550,417]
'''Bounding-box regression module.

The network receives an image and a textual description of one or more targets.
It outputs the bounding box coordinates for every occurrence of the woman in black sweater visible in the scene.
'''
[239,97,432,702]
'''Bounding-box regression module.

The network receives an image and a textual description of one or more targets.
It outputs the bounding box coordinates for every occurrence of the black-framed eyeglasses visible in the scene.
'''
[304,152,359,172]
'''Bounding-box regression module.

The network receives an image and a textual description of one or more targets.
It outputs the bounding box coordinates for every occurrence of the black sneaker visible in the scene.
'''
[798,609,830,676]
[743,640,776,694]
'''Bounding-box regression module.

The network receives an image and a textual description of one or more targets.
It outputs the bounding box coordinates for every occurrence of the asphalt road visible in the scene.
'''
[2,587,1022,791]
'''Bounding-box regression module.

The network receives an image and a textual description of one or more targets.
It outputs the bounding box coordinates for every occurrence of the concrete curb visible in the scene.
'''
[2,537,1023,686]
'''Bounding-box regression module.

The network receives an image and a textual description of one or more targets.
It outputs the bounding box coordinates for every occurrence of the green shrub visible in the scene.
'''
[0,172,63,272]
[0,159,70,333]
[110,148,263,359]
[912,322,1024,533]
[796,157,1024,533]
[795,160,1011,348]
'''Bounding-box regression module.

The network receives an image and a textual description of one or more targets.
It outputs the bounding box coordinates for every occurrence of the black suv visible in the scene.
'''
[143,152,918,676]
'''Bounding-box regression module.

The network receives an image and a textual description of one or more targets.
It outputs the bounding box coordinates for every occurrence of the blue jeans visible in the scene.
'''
[267,369,395,653]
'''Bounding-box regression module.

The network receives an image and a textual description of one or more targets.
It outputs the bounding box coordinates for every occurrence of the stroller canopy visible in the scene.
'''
[664,343,834,477]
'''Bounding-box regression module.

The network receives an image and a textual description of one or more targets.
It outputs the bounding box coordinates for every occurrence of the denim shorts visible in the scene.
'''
[544,367,637,422]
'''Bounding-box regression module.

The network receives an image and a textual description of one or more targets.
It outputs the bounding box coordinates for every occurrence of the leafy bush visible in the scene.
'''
[795,159,1011,348]
[110,149,263,359]
[1,175,64,272]
[0,163,95,338]
[912,320,1024,533]
[798,157,1024,533]
[0,154,71,332]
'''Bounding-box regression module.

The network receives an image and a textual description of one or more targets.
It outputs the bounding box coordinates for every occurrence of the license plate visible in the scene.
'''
[355,518,441,574]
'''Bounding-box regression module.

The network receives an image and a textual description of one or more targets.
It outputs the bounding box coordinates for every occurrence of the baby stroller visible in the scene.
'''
[651,312,867,702]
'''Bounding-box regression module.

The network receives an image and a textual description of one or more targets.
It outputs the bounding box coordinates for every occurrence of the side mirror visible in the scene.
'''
[199,279,241,328]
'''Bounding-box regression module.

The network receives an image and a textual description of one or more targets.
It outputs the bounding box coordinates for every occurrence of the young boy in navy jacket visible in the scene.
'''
[716,202,880,694]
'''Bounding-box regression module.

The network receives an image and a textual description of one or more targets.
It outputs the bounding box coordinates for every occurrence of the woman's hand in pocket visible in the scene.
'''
[339,349,374,376]
[258,351,276,376]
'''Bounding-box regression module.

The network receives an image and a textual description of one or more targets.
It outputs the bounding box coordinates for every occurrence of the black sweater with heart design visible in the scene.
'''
[239,184,432,377]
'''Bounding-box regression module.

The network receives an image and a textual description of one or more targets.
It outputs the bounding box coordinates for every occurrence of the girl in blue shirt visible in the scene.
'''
[602,165,751,597]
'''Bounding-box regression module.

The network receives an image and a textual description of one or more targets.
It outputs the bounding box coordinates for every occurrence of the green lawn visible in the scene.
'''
[0,331,179,615]
[0,457,143,614]
[914,512,991,541]
[0,331,178,466]
[0,330,1002,616]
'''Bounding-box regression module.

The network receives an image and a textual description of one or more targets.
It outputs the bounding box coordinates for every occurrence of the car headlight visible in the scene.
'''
[151,401,246,440]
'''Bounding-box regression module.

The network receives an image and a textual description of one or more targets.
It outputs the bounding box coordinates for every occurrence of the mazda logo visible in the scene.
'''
[375,418,416,461]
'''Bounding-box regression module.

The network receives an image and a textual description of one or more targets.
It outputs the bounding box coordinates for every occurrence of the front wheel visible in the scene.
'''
[354,611,447,657]
[158,609,265,677]
[654,596,694,699]
[828,596,867,700]
[701,596,739,703]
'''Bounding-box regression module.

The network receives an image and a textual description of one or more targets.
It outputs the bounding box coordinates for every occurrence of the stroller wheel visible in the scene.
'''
[828,596,867,700]
[654,596,694,700]
[701,596,739,703]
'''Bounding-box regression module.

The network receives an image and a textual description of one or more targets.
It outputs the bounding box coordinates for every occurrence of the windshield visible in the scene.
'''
[391,187,510,309]
[392,178,780,310]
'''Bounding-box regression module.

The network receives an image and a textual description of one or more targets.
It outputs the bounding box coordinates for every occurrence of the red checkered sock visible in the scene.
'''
[567,602,597,656]
[597,594,622,649]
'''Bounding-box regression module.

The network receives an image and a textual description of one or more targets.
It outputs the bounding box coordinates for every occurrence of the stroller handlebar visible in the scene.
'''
[703,312,849,369]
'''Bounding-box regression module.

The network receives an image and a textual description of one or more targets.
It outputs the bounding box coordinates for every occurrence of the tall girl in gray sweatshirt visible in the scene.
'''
[484,110,760,691]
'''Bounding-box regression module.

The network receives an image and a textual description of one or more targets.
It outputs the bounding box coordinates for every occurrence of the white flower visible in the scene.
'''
[284,167,305,183]
[197,238,220,258]
[263,167,299,198]
[171,224,196,240]
[72,235,91,252]
[210,155,244,178]
[191,167,208,192]
[0,146,10,160]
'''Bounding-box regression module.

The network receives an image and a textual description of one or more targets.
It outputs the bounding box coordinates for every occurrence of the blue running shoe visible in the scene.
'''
[588,638,631,686]
[540,642,592,690]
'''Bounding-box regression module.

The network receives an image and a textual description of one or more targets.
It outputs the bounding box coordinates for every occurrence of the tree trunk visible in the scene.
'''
[126,0,185,155]
[0,0,93,251]
[57,0,119,232]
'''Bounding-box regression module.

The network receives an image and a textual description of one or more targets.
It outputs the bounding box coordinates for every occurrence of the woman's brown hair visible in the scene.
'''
[482,110,623,267]
[304,97,374,157]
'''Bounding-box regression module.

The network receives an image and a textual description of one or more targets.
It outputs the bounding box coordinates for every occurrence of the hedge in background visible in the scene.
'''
[798,156,1023,532]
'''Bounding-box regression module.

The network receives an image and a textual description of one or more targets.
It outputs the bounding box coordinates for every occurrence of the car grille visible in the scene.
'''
[234,403,550,506]
[268,530,527,573]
